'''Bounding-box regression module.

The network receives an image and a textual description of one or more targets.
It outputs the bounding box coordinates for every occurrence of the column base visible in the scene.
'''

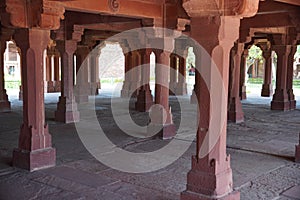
[227,111,244,123]
[181,190,240,200]
[121,81,131,98]
[175,82,188,96]
[147,123,176,139]
[19,85,23,100]
[228,98,244,123]
[288,89,296,110]
[169,82,177,96]
[0,100,11,112]
[296,145,300,163]
[240,86,246,100]
[190,90,198,104]
[75,95,89,104]
[89,82,99,95]
[46,81,55,93]
[181,156,236,200]
[290,100,296,110]
[121,90,130,98]
[75,85,89,103]
[135,89,154,112]
[13,147,56,172]
[271,90,290,111]
[54,81,61,92]
[271,100,290,111]
[261,84,273,97]
[55,96,80,123]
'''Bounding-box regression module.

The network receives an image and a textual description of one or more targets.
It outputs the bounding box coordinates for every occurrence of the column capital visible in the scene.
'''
[152,49,171,59]
[191,16,241,55]
[232,42,245,56]
[149,37,175,54]
[14,29,50,52]
[272,45,291,56]
[56,40,78,56]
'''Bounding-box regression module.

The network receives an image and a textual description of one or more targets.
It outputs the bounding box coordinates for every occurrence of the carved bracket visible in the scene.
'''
[1,0,64,30]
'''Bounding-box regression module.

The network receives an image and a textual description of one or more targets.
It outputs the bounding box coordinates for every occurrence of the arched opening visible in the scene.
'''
[99,42,124,97]
[150,51,156,95]
[4,40,21,100]
[186,46,195,95]
[293,45,300,107]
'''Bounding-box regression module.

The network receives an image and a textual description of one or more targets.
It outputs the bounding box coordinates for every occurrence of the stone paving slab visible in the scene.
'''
[41,166,118,188]
[282,185,300,200]
[1,91,300,199]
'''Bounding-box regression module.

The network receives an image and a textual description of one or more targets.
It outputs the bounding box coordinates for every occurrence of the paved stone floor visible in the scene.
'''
[0,85,300,200]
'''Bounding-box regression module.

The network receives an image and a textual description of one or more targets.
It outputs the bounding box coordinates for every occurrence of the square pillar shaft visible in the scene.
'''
[13,29,56,171]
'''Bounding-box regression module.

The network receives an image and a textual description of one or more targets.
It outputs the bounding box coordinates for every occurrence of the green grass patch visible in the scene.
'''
[5,80,21,89]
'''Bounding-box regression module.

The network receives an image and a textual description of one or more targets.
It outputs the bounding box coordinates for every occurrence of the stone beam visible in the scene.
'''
[182,0,259,17]
[241,13,295,30]
[258,0,299,14]
[78,21,142,32]
[60,0,162,19]
[274,0,300,6]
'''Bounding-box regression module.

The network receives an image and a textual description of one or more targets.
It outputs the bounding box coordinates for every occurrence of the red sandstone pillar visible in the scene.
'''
[53,53,61,92]
[0,37,11,112]
[287,46,297,110]
[271,45,291,111]
[89,49,101,95]
[190,65,200,104]
[55,40,80,123]
[13,29,55,171]
[261,48,273,97]
[176,53,188,95]
[129,50,142,97]
[228,43,244,123]
[75,45,90,103]
[121,50,133,98]
[150,49,176,139]
[181,16,240,200]
[169,53,177,95]
[135,49,154,112]
[240,49,248,100]
[45,53,54,93]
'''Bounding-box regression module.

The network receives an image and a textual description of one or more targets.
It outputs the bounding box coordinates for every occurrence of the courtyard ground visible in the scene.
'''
[0,84,300,200]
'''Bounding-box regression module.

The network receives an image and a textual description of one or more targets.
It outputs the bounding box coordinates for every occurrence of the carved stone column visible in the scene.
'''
[287,46,297,110]
[169,53,178,95]
[271,45,291,111]
[181,15,243,200]
[176,52,188,95]
[190,64,200,104]
[89,48,101,95]
[135,49,154,112]
[228,43,244,123]
[121,50,133,98]
[75,45,90,103]
[13,29,55,171]
[149,49,176,139]
[240,49,248,100]
[261,47,273,97]
[53,52,61,92]
[55,40,80,123]
[45,53,54,93]
[129,50,142,97]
